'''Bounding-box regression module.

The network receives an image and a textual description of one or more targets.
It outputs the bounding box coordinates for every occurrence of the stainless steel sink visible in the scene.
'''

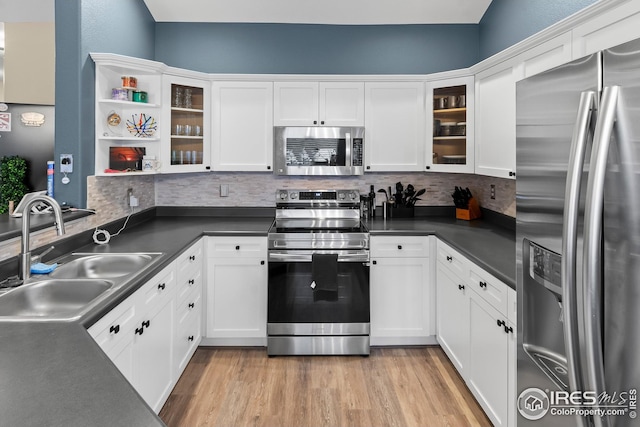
[50,252,162,279]
[0,279,113,318]
[0,252,164,321]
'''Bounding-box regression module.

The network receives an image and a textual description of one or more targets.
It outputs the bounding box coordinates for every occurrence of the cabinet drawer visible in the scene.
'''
[177,239,203,284]
[177,284,202,326]
[206,236,267,258]
[467,265,509,315]
[139,262,177,310]
[436,240,468,280]
[370,235,429,258]
[175,310,202,376]
[89,297,137,352]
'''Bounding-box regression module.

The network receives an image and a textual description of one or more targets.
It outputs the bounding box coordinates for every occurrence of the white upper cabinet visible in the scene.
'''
[162,73,211,174]
[92,54,164,177]
[274,81,364,126]
[426,75,475,174]
[318,82,365,126]
[513,32,573,82]
[571,0,640,59]
[364,82,426,172]
[474,64,516,179]
[212,81,274,172]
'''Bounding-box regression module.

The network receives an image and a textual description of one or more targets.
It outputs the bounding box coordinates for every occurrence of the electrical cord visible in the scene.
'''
[93,206,135,245]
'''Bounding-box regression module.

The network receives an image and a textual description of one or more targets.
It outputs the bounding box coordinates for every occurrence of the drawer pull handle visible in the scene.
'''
[504,325,514,334]
[235,245,240,250]
[446,256,453,262]
[109,325,120,335]
[397,245,402,250]
[479,281,487,289]
[135,327,144,335]
[188,336,194,342]
[497,319,505,328]
[158,283,166,291]
[458,284,465,291]
[142,320,150,328]
[189,303,195,309]
[188,279,195,285]
[189,255,196,261]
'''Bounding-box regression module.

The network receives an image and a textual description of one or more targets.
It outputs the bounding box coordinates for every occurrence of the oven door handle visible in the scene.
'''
[268,250,370,263]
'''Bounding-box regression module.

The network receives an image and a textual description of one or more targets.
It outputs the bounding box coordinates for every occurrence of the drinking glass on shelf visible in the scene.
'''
[184,124,192,136]
[173,86,184,108]
[184,88,193,109]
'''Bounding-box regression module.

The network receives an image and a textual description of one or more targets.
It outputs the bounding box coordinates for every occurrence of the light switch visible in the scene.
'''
[220,184,229,197]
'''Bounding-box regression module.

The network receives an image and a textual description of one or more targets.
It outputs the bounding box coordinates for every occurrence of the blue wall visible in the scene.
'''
[54,0,155,207]
[155,23,479,74]
[478,0,597,60]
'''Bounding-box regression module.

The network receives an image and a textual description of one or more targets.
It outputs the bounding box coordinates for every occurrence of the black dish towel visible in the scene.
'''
[311,253,339,293]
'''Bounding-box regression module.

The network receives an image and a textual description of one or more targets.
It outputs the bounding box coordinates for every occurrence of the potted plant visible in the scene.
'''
[0,155,29,214]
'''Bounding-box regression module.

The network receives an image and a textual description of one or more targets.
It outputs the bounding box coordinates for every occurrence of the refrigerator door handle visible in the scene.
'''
[583,85,619,427]
[562,91,596,405]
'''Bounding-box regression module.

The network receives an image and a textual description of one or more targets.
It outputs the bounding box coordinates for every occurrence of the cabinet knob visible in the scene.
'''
[372,260,377,265]
[366,166,371,170]
[189,302,195,309]
[397,245,402,250]
[267,166,271,170]
[313,120,318,125]
[109,325,120,335]
[188,279,195,285]
[446,256,453,262]
[479,281,487,289]
[458,284,465,291]
[426,166,431,170]
[509,171,516,177]
[188,336,194,342]
[158,283,166,290]
[320,120,325,125]
[205,166,211,170]
[260,260,265,265]
[235,245,240,250]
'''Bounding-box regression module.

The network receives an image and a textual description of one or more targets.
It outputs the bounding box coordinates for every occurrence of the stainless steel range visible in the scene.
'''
[267,189,370,356]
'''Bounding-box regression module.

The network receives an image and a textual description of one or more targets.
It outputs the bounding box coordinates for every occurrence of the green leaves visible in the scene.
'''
[0,156,29,214]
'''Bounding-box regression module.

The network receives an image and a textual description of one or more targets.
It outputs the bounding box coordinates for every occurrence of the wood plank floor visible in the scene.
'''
[160,346,492,427]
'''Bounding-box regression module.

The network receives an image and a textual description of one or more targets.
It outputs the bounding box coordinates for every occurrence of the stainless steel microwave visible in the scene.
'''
[274,126,365,176]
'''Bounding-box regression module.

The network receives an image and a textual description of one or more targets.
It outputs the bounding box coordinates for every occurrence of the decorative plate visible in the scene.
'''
[126,113,157,137]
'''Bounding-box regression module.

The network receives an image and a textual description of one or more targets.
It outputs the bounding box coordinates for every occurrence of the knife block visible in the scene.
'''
[456,197,482,220]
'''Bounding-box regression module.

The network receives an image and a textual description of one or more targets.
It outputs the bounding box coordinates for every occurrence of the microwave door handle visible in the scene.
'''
[583,85,619,427]
[345,132,351,166]
[561,90,595,406]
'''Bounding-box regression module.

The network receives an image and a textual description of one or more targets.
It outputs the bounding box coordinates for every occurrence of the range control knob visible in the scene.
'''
[338,192,346,200]
[349,192,357,200]
[290,192,298,199]
[279,191,288,200]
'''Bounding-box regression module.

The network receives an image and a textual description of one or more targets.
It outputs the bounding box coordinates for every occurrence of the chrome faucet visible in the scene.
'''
[19,195,66,280]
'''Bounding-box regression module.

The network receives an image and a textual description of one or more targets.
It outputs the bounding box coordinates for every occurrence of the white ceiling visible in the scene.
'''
[143,0,494,25]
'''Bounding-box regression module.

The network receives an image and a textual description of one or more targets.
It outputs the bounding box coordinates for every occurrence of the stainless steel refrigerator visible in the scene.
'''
[516,38,640,427]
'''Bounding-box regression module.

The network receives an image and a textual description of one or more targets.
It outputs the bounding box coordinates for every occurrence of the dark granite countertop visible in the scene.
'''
[0,208,514,427]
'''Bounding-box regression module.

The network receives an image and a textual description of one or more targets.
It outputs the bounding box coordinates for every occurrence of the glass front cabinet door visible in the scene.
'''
[426,76,474,173]
[162,74,211,173]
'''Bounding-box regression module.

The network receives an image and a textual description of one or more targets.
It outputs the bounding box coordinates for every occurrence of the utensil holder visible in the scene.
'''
[456,197,482,220]
[388,205,414,218]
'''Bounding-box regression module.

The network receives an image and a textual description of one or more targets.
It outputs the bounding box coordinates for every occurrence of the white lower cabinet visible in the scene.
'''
[436,239,516,427]
[435,263,469,373]
[370,235,435,346]
[204,236,268,346]
[87,238,204,414]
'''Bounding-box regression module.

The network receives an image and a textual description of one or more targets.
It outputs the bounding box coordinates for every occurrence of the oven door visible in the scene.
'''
[267,249,370,355]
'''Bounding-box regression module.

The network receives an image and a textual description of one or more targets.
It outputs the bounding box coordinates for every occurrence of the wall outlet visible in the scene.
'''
[490,184,496,200]
[220,184,229,197]
[60,154,73,173]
